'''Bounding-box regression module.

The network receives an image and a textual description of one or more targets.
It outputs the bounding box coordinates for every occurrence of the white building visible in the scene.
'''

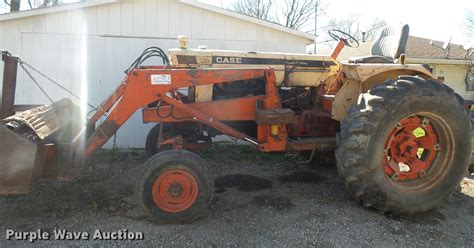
[0,0,314,148]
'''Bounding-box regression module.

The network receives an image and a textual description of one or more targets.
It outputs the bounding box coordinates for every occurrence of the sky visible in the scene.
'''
[200,0,474,49]
[0,0,472,48]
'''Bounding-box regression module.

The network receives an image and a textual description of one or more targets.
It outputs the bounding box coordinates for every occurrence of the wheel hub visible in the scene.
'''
[168,183,183,196]
[152,169,199,213]
[383,116,439,181]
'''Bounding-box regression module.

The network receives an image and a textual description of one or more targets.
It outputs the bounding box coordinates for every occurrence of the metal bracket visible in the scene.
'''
[1,50,19,119]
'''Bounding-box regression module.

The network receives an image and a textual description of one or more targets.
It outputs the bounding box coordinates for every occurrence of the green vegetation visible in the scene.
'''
[88,149,146,164]
[198,143,296,165]
[88,144,299,166]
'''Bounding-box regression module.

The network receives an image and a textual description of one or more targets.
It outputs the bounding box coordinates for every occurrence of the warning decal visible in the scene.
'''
[151,74,171,85]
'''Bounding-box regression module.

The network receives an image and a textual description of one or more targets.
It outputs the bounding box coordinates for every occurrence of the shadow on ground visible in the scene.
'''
[0,145,472,246]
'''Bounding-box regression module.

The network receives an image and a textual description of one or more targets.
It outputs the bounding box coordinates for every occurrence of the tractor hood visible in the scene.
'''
[168,48,340,87]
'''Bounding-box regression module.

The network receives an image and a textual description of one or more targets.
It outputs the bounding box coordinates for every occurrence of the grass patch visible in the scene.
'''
[87,145,296,167]
[88,149,146,164]
[199,143,296,165]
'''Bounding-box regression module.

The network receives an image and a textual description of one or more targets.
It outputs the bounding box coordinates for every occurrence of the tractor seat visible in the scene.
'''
[349,24,409,64]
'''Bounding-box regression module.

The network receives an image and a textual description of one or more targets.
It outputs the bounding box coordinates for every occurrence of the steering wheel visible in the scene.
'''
[328,29,360,48]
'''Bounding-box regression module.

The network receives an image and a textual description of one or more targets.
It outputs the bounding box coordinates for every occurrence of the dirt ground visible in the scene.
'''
[1,144,473,247]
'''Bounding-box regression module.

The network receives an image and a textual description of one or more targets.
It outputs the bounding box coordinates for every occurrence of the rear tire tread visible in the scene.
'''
[336,76,471,214]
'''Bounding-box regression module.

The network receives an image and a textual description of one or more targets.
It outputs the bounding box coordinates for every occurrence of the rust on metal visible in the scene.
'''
[0,99,85,194]
[383,115,439,181]
[34,143,58,179]
[255,108,295,125]
[12,104,43,112]
[1,105,59,140]
[287,137,337,151]
[0,124,38,194]
[1,50,19,119]
[86,120,121,158]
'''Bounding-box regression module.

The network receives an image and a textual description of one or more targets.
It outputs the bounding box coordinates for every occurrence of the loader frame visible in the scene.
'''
[1,51,336,180]
[84,66,335,159]
[1,51,42,118]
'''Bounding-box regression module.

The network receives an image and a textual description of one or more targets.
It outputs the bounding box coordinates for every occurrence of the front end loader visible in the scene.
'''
[0,25,471,223]
[0,51,84,193]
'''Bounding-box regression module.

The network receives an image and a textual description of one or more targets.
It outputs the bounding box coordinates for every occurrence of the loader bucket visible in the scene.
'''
[0,99,83,194]
[0,124,40,194]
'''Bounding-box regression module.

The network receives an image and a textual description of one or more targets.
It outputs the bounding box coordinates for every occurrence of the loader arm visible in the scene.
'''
[1,49,283,184]
[83,67,272,159]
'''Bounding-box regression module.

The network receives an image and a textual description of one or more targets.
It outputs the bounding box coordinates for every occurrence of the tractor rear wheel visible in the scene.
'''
[135,150,214,224]
[336,76,471,214]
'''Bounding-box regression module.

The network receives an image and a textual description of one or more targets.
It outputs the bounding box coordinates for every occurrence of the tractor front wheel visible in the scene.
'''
[135,150,214,224]
[336,76,471,214]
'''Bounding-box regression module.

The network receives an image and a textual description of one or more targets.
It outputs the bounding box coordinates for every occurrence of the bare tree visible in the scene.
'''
[279,0,318,30]
[231,0,273,21]
[41,0,60,8]
[326,15,386,42]
[362,18,387,41]
[465,10,474,38]
[4,0,20,12]
[230,0,320,31]
[326,15,360,37]
[3,0,60,12]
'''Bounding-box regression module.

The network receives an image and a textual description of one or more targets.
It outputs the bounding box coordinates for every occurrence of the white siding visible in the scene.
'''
[0,21,4,80]
[432,64,474,100]
[0,0,311,148]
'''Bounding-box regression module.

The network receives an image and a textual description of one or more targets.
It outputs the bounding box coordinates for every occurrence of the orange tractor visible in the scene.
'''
[0,26,471,223]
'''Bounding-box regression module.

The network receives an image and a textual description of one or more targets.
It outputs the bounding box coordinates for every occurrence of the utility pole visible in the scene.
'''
[314,1,318,54]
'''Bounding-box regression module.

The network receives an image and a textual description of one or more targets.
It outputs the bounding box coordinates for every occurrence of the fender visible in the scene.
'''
[332,64,434,121]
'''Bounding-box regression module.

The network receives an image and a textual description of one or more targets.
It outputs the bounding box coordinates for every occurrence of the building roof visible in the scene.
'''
[322,35,473,62]
[0,0,315,42]
[0,0,118,22]
[406,36,472,60]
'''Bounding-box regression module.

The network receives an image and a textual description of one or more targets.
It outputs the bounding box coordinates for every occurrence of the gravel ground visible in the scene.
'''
[0,144,473,247]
